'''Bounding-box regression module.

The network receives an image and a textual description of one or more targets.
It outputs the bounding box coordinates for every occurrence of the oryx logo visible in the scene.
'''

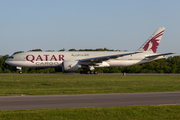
[143,30,164,53]
[68,64,72,68]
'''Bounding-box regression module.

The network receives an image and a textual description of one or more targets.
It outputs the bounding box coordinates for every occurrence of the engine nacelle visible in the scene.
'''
[62,61,81,72]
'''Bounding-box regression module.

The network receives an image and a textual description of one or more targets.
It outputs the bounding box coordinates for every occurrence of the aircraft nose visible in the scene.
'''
[5,58,13,65]
[5,58,9,64]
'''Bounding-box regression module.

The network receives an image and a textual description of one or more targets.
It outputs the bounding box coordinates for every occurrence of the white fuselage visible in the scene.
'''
[5,51,164,68]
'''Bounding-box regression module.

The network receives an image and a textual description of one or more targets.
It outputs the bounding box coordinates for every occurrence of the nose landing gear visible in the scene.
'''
[16,67,22,74]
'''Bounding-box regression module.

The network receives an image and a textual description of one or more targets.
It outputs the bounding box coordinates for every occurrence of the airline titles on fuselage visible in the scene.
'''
[26,54,65,66]
[25,53,89,66]
[71,53,89,57]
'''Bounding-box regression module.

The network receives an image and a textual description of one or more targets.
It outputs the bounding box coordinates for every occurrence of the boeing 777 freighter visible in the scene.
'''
[5,27,174,74]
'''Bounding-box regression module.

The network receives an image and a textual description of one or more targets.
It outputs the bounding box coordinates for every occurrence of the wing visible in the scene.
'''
[145,53,175,59]
[79,52,140,63]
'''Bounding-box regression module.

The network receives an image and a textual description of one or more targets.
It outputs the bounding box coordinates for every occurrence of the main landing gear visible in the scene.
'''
[80,70,98,75]
[80,66,98,74]
[80,70,98,74]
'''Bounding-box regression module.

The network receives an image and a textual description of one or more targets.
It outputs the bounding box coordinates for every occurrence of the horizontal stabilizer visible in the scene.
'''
[145,53,175,59]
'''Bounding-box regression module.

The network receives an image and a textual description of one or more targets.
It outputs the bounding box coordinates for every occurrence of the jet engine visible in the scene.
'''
[62,61,81,72]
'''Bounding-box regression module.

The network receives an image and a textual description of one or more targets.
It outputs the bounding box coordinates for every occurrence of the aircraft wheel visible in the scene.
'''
[19,71,22,74]
[90,71,94,74]
[87,71,90,74]
[94,71,98,74]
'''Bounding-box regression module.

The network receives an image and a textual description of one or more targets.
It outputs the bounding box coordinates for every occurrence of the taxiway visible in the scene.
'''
[0,92,179,110]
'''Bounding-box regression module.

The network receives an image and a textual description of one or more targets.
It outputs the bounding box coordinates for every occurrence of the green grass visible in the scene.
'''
[0,105,180,120]
[0,75,180,96]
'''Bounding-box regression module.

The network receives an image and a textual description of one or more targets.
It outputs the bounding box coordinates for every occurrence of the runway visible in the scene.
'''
[0,92,180,110]
[1,73,180,75]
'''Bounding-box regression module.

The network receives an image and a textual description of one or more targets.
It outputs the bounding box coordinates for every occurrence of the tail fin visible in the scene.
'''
[137,27,165,53]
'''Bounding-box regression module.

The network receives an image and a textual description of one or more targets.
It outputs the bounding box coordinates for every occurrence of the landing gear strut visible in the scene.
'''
[16,67,22,74]
[80,66,98,74]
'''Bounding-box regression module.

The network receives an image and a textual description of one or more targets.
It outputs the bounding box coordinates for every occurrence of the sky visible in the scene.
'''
[0,0,180,56]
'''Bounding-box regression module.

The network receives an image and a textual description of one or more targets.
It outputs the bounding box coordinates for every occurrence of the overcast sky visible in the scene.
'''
[0,0,179,56]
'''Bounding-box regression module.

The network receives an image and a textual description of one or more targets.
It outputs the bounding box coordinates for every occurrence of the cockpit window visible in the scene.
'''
[8,56,14,59]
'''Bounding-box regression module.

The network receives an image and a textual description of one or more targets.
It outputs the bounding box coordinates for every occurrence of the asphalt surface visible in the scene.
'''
[0,92,180,110]
[1,73,180,75]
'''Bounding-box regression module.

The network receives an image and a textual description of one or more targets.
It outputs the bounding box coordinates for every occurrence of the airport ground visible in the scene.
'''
[0,74,180,119]
[0,105,180,120]
[0,74,180,95]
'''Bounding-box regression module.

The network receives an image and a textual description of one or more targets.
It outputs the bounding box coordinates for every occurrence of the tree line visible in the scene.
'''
[0,49,179,73]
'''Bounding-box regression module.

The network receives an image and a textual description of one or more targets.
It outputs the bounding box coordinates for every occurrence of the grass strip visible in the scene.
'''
[0,105,180,120]
[0,75,180,96]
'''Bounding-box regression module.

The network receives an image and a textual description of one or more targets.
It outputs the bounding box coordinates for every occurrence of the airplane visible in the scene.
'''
[5,27,174,74]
